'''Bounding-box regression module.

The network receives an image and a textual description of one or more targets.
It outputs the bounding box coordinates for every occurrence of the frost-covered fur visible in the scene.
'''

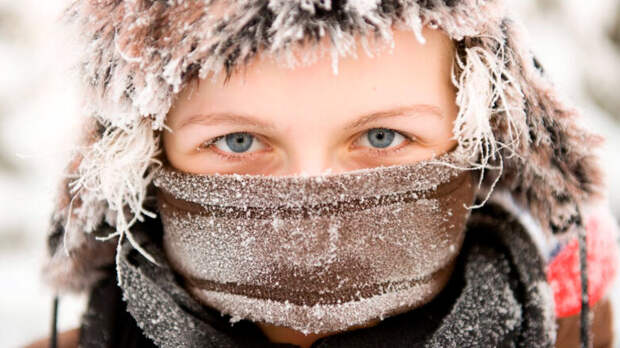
[45,0,607,293]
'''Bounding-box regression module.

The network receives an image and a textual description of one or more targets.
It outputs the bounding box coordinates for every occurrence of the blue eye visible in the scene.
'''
[225,133,253,152]
[362,128,407,149]
[210,132,265,154]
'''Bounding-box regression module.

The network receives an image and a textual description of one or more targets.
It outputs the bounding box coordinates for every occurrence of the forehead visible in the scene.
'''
[168,26,455,127]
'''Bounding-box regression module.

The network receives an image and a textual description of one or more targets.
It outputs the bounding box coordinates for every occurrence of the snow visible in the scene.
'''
[0,1,86,347]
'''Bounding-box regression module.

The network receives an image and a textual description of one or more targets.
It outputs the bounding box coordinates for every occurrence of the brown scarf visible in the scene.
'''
[152,150,477,335]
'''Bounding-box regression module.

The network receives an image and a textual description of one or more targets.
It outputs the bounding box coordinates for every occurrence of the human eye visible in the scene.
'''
[198,132,268,160]
[355,128,415,155]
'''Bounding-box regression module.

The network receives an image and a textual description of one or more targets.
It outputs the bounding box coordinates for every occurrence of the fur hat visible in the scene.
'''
[44,0,607,296]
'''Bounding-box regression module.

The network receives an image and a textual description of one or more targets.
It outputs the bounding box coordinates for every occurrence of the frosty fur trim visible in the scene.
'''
[67,118,163,266]
[44,0,607,293]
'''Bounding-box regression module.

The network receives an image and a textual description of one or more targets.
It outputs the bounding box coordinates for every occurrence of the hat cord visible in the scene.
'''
[576,206,591,348]
[50,294,59,348]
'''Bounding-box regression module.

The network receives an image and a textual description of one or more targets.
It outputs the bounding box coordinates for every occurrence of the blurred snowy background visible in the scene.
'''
[1,0,619,347]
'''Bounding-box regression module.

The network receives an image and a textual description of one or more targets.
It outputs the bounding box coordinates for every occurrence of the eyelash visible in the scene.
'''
[357,134,413,157]
[198,129,416,161]
[198,134,267,161]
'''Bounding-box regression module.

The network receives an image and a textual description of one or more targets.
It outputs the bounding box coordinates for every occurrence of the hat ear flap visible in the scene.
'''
[460,18,607,236]
[516,64,606,235]
[42,116,118,293]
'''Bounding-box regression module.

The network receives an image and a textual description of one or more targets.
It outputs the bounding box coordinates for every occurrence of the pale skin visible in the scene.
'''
[162,26,459,348]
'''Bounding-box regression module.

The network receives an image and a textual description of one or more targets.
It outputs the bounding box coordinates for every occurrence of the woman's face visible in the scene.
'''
[163,26,458,176]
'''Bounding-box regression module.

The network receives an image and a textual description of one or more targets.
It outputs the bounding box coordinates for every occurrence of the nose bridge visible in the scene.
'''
[281,128,339,176]
[287,148,335,176]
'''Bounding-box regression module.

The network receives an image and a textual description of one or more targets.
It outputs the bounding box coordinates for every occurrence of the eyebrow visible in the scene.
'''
[177,112,277,130]
[176,104,444,130]
[342,104,444,130]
